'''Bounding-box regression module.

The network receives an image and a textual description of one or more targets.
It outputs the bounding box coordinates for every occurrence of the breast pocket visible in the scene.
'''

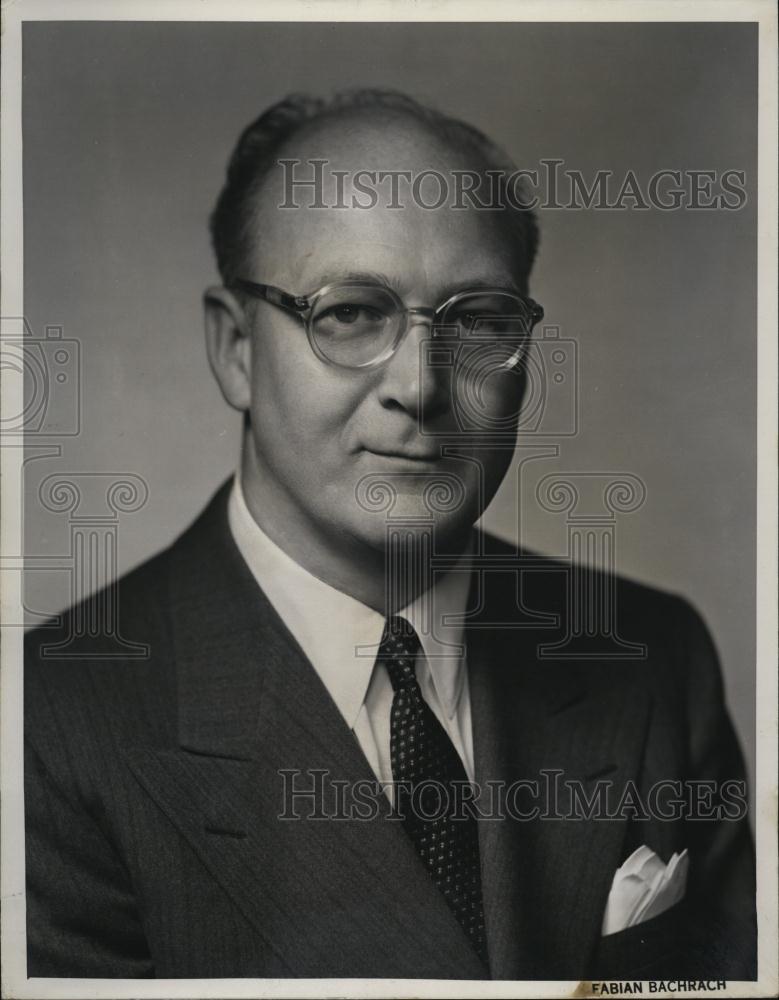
[588,898,690,980]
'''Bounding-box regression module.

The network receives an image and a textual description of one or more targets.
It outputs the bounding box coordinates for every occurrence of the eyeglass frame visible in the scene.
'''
[233,277,545,370]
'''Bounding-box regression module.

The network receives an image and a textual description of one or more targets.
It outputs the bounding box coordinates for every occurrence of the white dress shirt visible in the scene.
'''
[227,477,475,796]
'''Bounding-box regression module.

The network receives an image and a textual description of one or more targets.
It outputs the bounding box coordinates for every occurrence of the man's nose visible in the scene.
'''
[375,315,450,419]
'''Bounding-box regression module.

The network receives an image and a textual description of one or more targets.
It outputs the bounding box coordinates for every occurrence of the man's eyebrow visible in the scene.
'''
[436,277,523,299]
[309,270,403,291]
[307,272,522,297]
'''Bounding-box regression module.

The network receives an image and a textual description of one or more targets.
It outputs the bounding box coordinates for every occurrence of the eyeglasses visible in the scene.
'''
[233,277,544,370]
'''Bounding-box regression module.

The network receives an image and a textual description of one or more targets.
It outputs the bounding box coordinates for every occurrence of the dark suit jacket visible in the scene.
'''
[25,481,756,980]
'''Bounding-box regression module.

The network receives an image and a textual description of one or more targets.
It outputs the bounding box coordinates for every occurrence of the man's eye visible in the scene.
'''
[327,304,383,325]
[452,311,501,330]
[333,304,359,324]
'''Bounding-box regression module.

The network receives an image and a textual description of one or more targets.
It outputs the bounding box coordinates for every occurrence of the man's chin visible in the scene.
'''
[346,491,478,553]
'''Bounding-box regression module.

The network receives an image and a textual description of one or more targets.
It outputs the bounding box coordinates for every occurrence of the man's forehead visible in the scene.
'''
[246,111,518,287]
[249,198,518,288]
[261,238,519,296]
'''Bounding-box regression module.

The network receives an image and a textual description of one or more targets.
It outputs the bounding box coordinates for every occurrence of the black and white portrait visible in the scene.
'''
[1,5,776,998]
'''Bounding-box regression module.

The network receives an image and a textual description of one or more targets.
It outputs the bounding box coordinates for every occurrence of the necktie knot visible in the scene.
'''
[378,616,421,693]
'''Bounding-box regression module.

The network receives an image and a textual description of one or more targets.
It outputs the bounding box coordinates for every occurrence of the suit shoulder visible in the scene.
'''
[478,527,694,615]
[25,541,173,665]
[477,528,714,691]
[25,482,233,744]
[24,542,181,763]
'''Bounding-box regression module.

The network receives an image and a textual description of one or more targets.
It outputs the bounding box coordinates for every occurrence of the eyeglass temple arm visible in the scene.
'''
[529,300,544,325]
[234,279,309,314]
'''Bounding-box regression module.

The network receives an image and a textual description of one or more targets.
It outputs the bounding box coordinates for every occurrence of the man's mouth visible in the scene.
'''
[364,447,443,463]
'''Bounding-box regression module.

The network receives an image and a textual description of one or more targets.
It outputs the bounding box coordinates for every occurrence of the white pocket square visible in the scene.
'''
[601,845,688,936]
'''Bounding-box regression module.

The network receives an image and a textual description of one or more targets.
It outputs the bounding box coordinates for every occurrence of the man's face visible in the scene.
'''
[224,115,529,554]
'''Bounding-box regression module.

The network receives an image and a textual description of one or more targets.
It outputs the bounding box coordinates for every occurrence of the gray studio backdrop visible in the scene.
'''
[22,22,757,789]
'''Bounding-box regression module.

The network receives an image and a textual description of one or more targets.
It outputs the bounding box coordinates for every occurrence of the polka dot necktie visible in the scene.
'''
[377,615,488,969]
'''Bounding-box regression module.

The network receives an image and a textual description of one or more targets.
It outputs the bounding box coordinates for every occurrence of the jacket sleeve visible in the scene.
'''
[678,599,757,977]
[24,652,154,978]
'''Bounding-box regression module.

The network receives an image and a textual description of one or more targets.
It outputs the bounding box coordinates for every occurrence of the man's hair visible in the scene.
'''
[210,88,539,289]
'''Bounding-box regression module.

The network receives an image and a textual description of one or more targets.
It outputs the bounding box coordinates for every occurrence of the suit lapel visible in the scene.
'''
[126,484,485,979]
[467,557,652,979]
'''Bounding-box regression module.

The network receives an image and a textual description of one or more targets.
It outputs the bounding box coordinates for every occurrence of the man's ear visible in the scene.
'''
[203,286,253,411]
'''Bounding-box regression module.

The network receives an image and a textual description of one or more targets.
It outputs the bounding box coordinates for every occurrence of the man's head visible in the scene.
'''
[204,89,540,568]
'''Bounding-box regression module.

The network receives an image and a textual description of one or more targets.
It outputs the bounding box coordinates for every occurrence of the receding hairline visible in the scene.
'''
[210,89,539,288]
[244,111,529,284]
[263,103,516,179]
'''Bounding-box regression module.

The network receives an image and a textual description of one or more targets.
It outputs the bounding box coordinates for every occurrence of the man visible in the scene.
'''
[25,90,756,981]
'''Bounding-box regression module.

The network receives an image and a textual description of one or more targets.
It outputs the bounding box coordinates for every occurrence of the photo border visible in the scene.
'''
[2,2,776,998]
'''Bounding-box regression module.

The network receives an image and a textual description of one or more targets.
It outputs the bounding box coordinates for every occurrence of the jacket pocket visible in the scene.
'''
[588,898,689,979]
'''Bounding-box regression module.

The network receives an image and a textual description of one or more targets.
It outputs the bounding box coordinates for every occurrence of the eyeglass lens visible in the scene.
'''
[309,285,534,368]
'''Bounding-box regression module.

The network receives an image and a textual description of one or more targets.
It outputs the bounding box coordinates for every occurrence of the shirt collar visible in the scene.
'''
[400,559,469,719]
[227,476,470,728]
